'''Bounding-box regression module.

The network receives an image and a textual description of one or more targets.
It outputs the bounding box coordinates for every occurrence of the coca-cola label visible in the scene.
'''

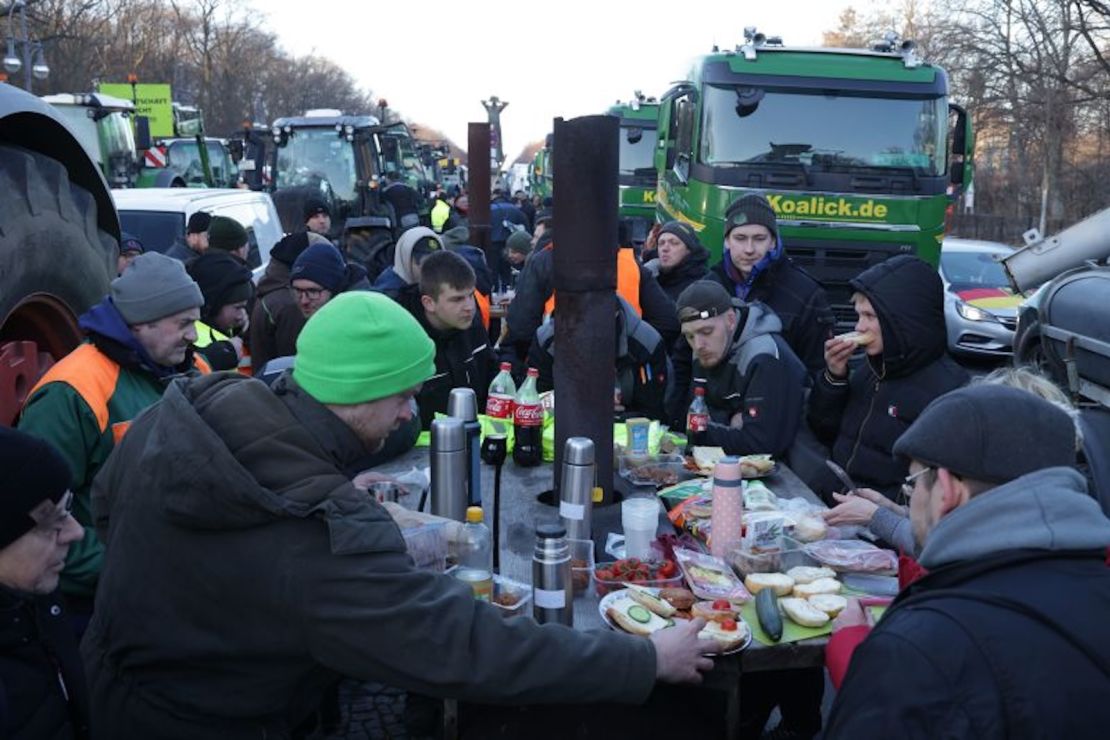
[486,393,514,419]
[514,402,544,427]
[687,412,709,433]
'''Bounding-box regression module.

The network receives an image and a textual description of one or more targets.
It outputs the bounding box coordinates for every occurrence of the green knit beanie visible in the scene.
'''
[293,292,435,404]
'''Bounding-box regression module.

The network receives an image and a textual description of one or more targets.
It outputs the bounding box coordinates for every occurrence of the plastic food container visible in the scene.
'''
[618,454,691,487]
[728,537,816,576]
[490,574,532,618]
[568,538,596,596]
[592,559,683,597]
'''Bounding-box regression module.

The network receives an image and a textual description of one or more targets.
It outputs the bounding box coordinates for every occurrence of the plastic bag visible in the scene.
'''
[803,539,898,574]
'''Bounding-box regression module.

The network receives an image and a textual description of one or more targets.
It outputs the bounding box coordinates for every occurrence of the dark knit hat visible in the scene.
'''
[658,221,703,254]
[119,232,145,255]
[187,211,212,235]
[506,229,533,256]
[111,252,204,324]
[0,427,72,549]
[676,280,736,323]
[207,216,249,252]
[441,226,471,250]
[893,385,1077,484]
[290,242,347,293]
[270,232,312,266]
[186,252,254,323]
[304,197,330,221]
[725,194,777,240]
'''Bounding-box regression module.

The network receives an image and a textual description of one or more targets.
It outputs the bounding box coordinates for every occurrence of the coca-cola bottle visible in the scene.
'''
[513,368,543,467]
[486,362,517,419]
[687,386,709,435]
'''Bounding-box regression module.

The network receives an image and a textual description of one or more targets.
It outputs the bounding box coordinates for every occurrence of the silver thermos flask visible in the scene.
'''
[532,522,573,626]
[558,437,594,541]
[447,388,482,507]
[430,418,467,522]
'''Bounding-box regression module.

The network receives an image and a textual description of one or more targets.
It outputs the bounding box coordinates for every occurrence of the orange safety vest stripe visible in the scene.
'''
[26,345,212,434]
[475,291,490,330]
[544,248,642,317]
[26,344,120,434]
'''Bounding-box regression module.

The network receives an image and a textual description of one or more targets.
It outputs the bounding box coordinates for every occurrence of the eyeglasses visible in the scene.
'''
[292,286,326,300]
[901,467,933,500]
[30,490,74,535]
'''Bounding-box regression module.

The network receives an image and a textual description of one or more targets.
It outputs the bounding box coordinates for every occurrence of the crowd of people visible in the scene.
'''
[2,183,1108,740]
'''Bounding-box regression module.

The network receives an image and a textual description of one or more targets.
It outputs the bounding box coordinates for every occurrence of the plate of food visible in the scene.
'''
[600,585,751,654]
[686,448,778,479]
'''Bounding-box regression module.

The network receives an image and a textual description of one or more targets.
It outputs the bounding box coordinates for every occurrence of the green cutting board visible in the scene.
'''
[741,601,834,646]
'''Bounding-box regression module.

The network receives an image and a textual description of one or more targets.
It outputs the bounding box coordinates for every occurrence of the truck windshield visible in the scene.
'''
[700,85,947,176]
[274,128,357,202]
[620,125,657,177]
[166,140,234,186]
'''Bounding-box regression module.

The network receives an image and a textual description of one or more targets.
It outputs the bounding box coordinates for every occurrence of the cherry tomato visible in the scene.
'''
[712,599,731,610]
[722,618,738,632]
[658,561,677,578]
[626,558,641,569]
[596,569,614,581]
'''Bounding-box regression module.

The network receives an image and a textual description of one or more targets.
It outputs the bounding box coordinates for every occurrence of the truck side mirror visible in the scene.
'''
[134,116,152,151]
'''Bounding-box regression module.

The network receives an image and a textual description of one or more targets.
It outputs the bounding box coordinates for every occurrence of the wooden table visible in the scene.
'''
[376,449,831,738]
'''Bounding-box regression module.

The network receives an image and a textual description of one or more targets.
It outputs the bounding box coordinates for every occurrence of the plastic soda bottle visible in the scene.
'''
[512,368,543,466]
[486,362,517,419]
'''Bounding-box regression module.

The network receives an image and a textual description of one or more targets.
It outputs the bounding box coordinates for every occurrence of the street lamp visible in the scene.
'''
[31,42,47,79]
[3,37,19,74]
[2,0,48,91]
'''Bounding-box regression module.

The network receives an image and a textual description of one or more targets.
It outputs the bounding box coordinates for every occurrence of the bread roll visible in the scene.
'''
[785,566,837,584]
[698,619,749,651]
[625,585,676,618]
[793,516,828,542]
[793,577,842,598]
[780,597,831,627]
[659,588,696,611]
[808,593,849,618]
[836,331,874,346]
[691,601,736,623]
[743,572,795,597]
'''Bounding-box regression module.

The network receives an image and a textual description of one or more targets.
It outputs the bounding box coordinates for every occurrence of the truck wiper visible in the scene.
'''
[724,159,812,186]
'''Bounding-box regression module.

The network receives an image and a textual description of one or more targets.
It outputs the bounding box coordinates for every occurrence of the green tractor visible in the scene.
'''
[153,103,238,189]
[608,91,659,245]
[529,133,553,201]
[654,29,974,327]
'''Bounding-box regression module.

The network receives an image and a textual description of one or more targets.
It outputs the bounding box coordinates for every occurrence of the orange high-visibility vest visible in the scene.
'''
[475,290,490,330]
[544,247,642,317]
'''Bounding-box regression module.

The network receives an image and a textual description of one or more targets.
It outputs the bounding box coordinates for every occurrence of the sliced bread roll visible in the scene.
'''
[780,597,831,628]
[744,572,795,597]
[793,577,842,598]
[606,598,671,636]
[625,584,676,618]
[785,566,837,585]
[808,593,849,618]
[698,618,749,652]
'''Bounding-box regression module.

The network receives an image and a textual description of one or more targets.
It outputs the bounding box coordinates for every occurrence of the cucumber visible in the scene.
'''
[756,588,783,641]
[628,605,652,624]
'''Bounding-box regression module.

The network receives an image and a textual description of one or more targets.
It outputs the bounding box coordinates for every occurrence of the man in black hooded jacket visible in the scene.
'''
[644,221,709,303]
[807,255,969,502]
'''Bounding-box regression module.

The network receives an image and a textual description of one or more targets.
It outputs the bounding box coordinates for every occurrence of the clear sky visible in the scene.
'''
[251,0,869,164]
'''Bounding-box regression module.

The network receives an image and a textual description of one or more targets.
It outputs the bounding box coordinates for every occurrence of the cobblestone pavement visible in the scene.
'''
[323,681,440,740]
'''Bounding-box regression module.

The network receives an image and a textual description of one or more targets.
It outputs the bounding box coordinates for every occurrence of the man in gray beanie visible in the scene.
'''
[826,384,1110,738]
[17,252,208,618]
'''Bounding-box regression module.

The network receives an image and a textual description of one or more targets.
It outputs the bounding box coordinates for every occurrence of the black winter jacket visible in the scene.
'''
[506,247,680,355]
[0,588,88,740]
[686,303,807,457]
[807,256,968,501]
[646,248,710,304]
[709,255,834,373]
[411,309,492,429]
[826,468,1110,739]
[528,298,671,422]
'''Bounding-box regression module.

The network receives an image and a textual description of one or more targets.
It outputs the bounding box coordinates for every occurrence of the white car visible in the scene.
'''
[112,188,284,280]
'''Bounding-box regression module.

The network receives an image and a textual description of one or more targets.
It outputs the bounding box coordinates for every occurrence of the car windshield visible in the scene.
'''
[274,127,357,202]
[620,125,657,177]
[700,85,947,176]
[166,140,234,186]
[941,250,1011,288]
[117,210,186,254]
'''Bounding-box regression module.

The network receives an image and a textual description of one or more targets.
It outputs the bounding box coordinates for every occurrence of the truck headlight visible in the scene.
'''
[957,301,994,322]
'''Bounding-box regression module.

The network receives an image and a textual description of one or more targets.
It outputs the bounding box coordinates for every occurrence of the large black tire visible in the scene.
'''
[0,142,116,345]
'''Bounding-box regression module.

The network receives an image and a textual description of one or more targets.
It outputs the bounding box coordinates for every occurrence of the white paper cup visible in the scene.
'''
[622,497,660,560]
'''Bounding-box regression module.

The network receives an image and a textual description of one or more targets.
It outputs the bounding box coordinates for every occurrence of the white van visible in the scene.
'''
[112,188,284,279]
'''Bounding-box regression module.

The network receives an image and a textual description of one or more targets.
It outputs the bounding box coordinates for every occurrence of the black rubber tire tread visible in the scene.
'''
[0,142,115,326]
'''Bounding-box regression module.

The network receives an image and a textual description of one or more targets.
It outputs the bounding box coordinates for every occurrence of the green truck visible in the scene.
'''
[654,30,973,325]
[608,92,659,244]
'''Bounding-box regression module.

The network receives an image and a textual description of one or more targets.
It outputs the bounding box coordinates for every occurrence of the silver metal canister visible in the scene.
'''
[430,418,467,522]
[558,437,595,541]
[447,387,482,507]
[532,522,572,626]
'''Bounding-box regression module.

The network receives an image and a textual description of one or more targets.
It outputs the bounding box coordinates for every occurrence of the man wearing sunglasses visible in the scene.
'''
[0,427,87,739]
[826,385,1110,738]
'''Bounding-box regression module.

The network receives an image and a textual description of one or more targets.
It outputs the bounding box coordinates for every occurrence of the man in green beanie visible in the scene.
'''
[207,215,250,263]
[83,291,718,737]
